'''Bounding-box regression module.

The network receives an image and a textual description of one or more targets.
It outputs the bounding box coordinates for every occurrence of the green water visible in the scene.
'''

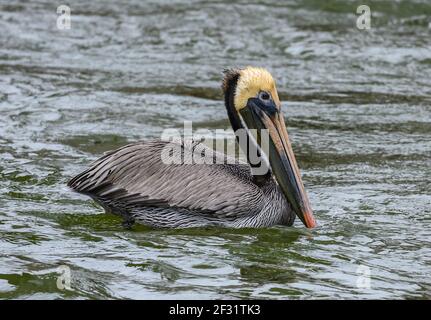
[0,0,430,299]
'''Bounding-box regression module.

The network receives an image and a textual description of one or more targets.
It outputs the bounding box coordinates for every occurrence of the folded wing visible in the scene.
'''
[68,140,265,219]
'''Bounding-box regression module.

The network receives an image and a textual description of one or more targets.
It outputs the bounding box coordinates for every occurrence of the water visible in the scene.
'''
[0,0,430,299]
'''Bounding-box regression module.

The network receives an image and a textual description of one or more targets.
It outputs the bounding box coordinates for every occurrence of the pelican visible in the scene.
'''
[68,67,316,229]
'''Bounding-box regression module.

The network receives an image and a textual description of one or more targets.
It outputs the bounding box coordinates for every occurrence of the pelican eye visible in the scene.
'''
[259,91,270,101]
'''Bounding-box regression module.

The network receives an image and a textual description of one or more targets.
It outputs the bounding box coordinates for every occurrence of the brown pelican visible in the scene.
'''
[68,67,316,229]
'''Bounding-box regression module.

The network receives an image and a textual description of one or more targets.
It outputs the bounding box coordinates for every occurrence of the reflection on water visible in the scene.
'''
[0,0,430,299]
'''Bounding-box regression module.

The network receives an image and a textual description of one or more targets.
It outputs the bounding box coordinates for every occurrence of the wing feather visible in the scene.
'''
[68,140,264,218]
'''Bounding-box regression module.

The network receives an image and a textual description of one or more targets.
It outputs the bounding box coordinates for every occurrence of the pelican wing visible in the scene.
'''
[68,140,265,219]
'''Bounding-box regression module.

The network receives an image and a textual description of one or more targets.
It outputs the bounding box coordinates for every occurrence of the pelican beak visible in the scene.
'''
[239,98,317,228]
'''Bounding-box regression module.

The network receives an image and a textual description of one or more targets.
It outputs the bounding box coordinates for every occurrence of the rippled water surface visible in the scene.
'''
[1,0,430,299]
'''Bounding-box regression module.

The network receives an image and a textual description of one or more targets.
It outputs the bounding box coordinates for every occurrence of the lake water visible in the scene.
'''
[0,0,430,299]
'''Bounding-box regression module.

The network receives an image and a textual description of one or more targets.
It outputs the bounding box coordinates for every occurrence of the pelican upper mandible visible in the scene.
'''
[68,67,317,229]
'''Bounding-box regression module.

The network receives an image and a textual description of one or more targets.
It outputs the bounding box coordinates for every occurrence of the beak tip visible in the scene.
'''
[304,211,317,229]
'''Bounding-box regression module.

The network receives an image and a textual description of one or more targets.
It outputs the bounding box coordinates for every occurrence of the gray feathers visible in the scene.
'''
[68,139,295,228]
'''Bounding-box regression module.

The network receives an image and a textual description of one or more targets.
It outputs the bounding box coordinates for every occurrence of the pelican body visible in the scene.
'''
[68,67,316,229]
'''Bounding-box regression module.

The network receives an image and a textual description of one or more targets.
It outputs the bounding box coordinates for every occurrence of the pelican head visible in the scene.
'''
[223,66,316,228]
